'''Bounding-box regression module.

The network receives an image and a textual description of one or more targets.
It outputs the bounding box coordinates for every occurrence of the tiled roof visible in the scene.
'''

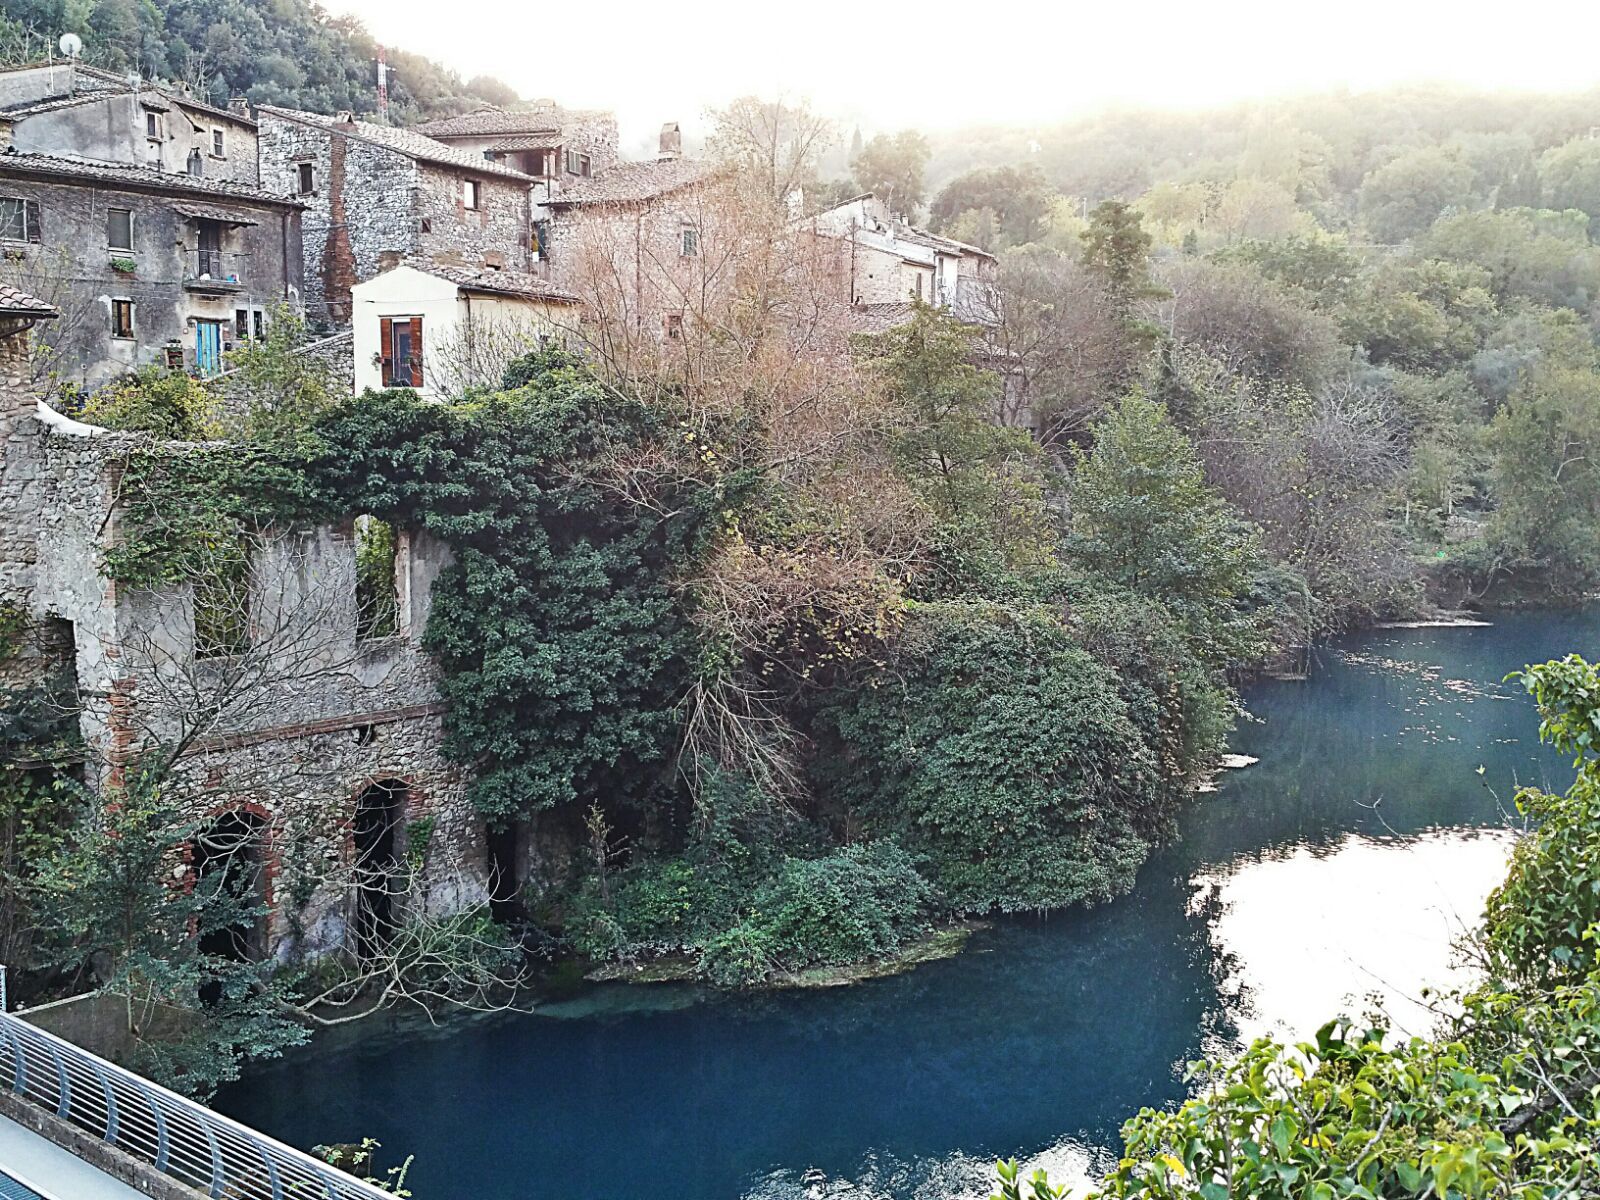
[417,261,580,303]
[490,133,561,151]
[547,157,714,205]
[0,282,56,317]
[257,105,534,180]
[0,93,107,119]
[893,224,996,260]
[413,105,596,138]
[0,152,301,207]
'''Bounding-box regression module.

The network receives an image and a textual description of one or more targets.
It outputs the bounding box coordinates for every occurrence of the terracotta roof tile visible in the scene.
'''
[413,105,603,138]
[413,261,580,303]
[256,106,534,181]
[0,281,56,317]
[547,158,714,205]
[0,152,301,207]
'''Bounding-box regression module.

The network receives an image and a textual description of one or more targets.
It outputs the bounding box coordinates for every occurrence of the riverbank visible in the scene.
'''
[217,609,1593,1200]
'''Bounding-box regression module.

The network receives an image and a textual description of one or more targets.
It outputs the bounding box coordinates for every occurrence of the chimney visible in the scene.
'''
[658,121,682,161]
[335,110,355,126]
[228,96,250,117]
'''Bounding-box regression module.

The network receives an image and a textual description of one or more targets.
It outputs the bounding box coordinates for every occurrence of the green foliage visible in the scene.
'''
[219,304,341,446]
[851,129,932,212]
[929,165,1054,249]
[32,764,307,1097]
[354,515,398,641]
[996,652,1600,1200]
[82,366,219,440]
[698,842,934,986]
[820,602,1166,914]
[0,0,516,121]
[1066,396,1271,669]
[1486,366,1600,591]
[308,350,714,822]
[1358,145,1478,243]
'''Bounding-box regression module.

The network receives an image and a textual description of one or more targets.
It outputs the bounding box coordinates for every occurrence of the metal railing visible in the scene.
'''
[0,1003,392,1200]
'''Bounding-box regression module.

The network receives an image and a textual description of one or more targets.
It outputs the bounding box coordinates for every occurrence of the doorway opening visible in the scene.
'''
[352,780,405,959]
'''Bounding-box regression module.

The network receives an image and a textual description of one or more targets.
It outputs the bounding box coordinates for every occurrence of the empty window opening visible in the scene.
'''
[353,780,406,960]
[462,178,482,209]
[380,315,423,388]
[253,309,265,340]
[664,312,684,341]
[193,550,250,659]
[110,298,134,340]
[145,111,159,139]
[107,208,132,252]
[485,822,525,924]
[355,515,400,640]
[680,226,698,257]
[296,162,315,195]
[211,128,225,157]
[194,809,268,977]
[0,197,40,243]
[187,148,203,177]
[235,308,249,341]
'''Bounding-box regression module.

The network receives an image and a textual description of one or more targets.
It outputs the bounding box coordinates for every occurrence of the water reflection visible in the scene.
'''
[217,611,1594,1200]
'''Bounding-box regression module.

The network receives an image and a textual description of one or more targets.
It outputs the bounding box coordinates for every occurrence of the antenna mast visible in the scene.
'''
[376,46,389,119]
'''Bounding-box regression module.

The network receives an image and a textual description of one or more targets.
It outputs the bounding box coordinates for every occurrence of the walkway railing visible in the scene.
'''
[0,1002,393,1200]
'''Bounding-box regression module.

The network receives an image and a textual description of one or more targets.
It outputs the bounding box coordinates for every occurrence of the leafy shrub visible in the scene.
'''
[699,842,935,985]
[820,601,1166,913]
[82,366,218,440]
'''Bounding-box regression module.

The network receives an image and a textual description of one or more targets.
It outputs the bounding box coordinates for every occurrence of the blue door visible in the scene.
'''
[195,320,222,375]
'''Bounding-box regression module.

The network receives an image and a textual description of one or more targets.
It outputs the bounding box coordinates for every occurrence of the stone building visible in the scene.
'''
[0,311,506,959]
[351,261,579,398]
[410,101,620,186]
[541,134,717,338]
[0,61,260,185]
[0,152,304,388]
[806,192,998,325]
[256,106,538,327]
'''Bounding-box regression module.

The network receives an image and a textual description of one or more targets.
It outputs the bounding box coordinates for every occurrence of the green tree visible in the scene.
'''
[851,129,931,214]
[1537,135,1600,226]
[1080,200,1165,392]
[929,165,1054,248]
[1066,395,1269,667]
[1357,145,1477,243]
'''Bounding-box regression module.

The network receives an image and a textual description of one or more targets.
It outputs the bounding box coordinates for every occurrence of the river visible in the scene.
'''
[217,608,1594,1199]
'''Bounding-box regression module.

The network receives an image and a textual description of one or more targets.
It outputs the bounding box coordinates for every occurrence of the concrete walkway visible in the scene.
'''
[0,1113,148,1200]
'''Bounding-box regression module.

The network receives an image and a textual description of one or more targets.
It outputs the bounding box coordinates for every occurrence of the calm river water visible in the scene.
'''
[218,608,1595,1200]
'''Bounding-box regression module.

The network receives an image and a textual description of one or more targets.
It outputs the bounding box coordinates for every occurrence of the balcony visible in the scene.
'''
[183,248,246,294]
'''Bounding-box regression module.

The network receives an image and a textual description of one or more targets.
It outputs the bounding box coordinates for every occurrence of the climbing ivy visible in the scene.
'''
[306,350,723,822]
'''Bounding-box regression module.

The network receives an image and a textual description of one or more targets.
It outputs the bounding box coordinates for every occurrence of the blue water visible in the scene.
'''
[218,610,1595,1199]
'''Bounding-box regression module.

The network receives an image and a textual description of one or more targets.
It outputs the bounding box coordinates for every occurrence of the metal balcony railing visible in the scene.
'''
[185,250,244,289]
[0,999,392,1200]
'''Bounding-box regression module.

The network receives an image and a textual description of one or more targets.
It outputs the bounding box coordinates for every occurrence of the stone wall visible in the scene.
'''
[257,115,421,326]
[0,347,496,959]
[415,164,531,273]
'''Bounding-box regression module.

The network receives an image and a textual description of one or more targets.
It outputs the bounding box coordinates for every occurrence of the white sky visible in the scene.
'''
[330,0,1600,151]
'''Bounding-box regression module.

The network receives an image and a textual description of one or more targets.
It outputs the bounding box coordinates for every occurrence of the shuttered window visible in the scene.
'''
[379,316,424,388]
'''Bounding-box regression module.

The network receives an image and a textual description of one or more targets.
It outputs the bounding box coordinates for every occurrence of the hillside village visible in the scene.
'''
[0,55,1000,973]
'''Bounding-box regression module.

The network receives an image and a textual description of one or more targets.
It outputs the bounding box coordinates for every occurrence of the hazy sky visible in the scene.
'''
[331,0,1600,150]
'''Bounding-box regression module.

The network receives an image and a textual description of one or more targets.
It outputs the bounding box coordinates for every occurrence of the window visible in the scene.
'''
[680,226,699,258]
[482,150,499,162]
[380,316,423,388]
[354,515,400,641]
[212,128,225,157]
[187,148,203,177]
[564,150,591,177]
[107,208,132,251]
[0,197,40,243]
[253,310,265,341]
[532,219,550,260]
[914,273,924,301]
[193,554,250,660]
[664,312,684,341]
[296,162,315,195]
[145,111,158,139]
[235,308,250,340]
[110,299,134,339]
[462,179,481,209]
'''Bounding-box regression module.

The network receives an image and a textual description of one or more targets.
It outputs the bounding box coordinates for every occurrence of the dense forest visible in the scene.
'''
[0,0,515,119]
[814,87,1600,625]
